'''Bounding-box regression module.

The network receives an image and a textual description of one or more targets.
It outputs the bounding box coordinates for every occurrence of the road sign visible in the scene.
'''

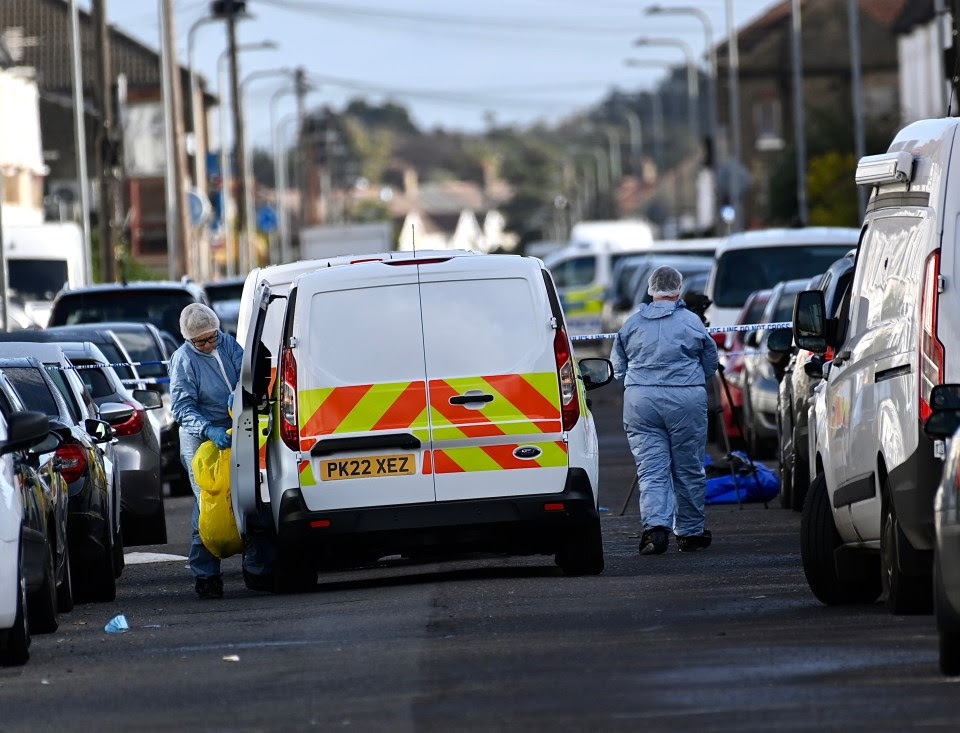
[256,204,278,233]
[187,190,212,226]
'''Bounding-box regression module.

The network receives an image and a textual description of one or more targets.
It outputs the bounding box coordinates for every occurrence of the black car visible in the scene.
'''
[0,351,126,603]
[0,409,63,666]
[775,251,856,511]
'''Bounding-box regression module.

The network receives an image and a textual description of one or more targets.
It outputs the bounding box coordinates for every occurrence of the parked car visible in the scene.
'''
[60,342,165,545]
[232,251,612,591]
[203,276,246,337]
[680,272,709,301]
[738,278,811,456]
[796,121,960,614]
[918,385,960,675]
[776,252,855,511]
[0,409,63,666]
[716,289,771,444]
[627,255,715,311]
[47,280,209,343]
[0,347,126,603]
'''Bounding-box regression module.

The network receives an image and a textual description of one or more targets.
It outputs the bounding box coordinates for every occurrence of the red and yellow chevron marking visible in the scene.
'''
[298,381,429,437]
[430,441,567,474]
[299,458,317,486]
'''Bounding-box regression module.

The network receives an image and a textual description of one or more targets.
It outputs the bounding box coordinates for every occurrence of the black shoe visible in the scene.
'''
[195,576,224,599]
[676,530,712,552]
[243,569,275,593]
[639,526,670,555]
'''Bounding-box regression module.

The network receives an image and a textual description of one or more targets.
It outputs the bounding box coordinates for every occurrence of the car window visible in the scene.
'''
[550,256,596,288]
[51,290,196,341]
[74,362,114,399]
[110,330,166,379]
[205,282,245,303]
[8,259,69,302]
[43,367,83,423]
[713,245,854,308]
[3,367,61,418]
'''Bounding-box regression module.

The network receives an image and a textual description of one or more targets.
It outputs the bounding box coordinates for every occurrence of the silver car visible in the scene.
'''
[60,342,165,546]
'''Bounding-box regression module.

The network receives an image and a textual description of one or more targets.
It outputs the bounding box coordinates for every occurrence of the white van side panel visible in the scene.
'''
[294,270,435,510]
[418,272,567,501]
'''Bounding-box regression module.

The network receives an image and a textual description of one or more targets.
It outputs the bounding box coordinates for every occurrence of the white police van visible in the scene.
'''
[796,117,960,614]
[230,251,612,591]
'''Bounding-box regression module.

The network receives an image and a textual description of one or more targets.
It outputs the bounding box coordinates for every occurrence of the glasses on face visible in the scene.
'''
[191,333,219,347]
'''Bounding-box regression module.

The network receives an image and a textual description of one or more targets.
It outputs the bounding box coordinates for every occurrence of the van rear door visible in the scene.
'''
[417,258,568,502]
[293,265,435,509]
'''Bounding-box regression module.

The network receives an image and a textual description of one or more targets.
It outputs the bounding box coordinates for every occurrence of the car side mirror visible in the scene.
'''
[744,330,760,348]
[0,411,51,456]
[766,328,793,354]
[924,409,960,439]
[803,355,825,379]
[930,384,960,411]
[793,289,827,354]
[97,402,135,426]
[85,417,115,443]
[132,388,162,410]
[27,431,62,457]
[579,358,614,391]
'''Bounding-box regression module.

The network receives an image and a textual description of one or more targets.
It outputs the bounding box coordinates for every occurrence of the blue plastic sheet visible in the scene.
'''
[704,451,780,504]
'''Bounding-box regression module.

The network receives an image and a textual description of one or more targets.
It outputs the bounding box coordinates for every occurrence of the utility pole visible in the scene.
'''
[225,5,248,274]
[294,67,309,230]
[160,0,190,278]
[92,0,116,282]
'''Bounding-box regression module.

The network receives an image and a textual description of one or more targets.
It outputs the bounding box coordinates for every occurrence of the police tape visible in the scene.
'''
[43,359,170,372]
[569,321,793,342]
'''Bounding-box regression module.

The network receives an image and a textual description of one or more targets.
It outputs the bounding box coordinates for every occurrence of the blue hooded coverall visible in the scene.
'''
[611,300,719,537]
[169,331,273,581]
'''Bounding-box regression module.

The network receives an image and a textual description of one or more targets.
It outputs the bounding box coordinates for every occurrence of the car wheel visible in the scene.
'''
[274,545,317,594]
[790,427,810,513]
[75,526,117,604]
[935,551,960,676]
[881,489,932,614]
[555,518,605,576]
[56,540,74,614]
[27,537,59,634]
[0,538,30,667]
[801,472,881,605]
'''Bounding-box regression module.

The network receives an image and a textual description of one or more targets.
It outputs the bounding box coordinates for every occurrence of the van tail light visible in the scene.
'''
[110,401,144,437]
[279,347,299,451]
[55,443,87,484]
[920,249,944,422]
[553,325,580,431]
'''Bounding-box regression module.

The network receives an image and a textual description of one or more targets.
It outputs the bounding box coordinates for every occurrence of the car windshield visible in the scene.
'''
[3,367,59,418]
[50,290,195,341]
[110,329,166,379]
[8,260,69,301]
[713,245,854,308]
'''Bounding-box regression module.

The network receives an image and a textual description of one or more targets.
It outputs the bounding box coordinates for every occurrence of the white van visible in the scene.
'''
[795,117,960,614]
[705,227,860,329]
[4,223,86,327]
[543,219,655,337]
[230,251,611,590]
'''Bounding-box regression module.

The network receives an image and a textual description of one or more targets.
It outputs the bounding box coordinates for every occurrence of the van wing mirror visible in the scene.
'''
[579,358,614,391]
[793,290,827,354]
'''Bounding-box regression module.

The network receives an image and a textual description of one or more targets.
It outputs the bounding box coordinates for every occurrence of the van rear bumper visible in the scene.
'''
[275,468,598,561]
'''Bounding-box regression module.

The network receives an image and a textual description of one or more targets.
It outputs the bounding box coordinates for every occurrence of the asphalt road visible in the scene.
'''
[1,386,958,732]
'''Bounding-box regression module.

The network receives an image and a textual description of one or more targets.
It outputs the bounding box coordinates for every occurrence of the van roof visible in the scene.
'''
[715,227,860,255]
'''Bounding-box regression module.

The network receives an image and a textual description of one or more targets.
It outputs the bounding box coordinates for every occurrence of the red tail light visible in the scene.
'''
[279,347,299,451]
[56,443,87,484]
[553,325,580,431]
[111,402,144,437]
[920,249,944,421]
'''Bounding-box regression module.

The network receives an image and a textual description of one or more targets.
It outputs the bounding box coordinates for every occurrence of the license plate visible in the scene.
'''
[318,453,415,481]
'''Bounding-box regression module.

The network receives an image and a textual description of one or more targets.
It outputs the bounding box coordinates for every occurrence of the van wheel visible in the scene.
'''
[0,539,30,667]
[801,473,881,605]
[56,540,74,613]
[881,491,932,614]
[555,519,605,576]
[274,547,317,594]
[27,539,59,634]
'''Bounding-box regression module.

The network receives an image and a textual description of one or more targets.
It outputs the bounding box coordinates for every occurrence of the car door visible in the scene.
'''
[417,258,568,502]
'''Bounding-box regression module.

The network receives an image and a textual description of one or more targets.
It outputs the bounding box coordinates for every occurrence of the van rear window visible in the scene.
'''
[9,260,68,301]
[713,245,853,308]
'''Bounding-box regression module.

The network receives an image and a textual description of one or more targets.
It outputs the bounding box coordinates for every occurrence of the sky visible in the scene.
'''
[92,0,778,146]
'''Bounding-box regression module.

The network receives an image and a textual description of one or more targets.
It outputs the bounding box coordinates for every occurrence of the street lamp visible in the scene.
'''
[271,82,314,264]
[240,68,294,269]
[216,40,276,276]
[725,0,744,231]
[633,37,699,147]
[622,60,669,177]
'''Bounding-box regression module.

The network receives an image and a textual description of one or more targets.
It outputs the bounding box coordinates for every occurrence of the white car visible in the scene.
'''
[231,251,612,591]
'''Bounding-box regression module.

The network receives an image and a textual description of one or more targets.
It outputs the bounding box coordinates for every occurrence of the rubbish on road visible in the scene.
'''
[142,624,161,629]
[222,654,240,662]
[104,614,130,634]
[124,551,189,565]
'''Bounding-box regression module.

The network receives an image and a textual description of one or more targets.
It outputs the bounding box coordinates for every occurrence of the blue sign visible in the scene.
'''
[187,190,210,226]
[257,205,278,233]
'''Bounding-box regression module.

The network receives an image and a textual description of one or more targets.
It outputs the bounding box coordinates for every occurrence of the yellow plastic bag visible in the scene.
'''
[192,441,243,559]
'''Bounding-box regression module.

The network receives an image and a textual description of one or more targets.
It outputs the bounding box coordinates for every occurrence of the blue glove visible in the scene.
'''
[226,391,235,410]
[205,425,231,450]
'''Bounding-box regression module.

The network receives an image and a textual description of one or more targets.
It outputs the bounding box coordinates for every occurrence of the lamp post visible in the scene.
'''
[622,60,670,176]
[272,82,313,265]
[216,40,276,276]
[790,0,808,225]
[633,37,699,149]
[725,0,744,231]
[240,68,293,269]
[621,107,643,174]
[276,113,302,264]
[848,0,867,217]
[187,15,227,193]
[68,0,92,284]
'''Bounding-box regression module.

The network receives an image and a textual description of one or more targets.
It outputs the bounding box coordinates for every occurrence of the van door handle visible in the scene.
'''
[449,393,494,405]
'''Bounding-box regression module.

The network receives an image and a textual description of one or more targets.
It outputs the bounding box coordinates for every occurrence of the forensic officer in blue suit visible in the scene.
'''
[611,266,719,555]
